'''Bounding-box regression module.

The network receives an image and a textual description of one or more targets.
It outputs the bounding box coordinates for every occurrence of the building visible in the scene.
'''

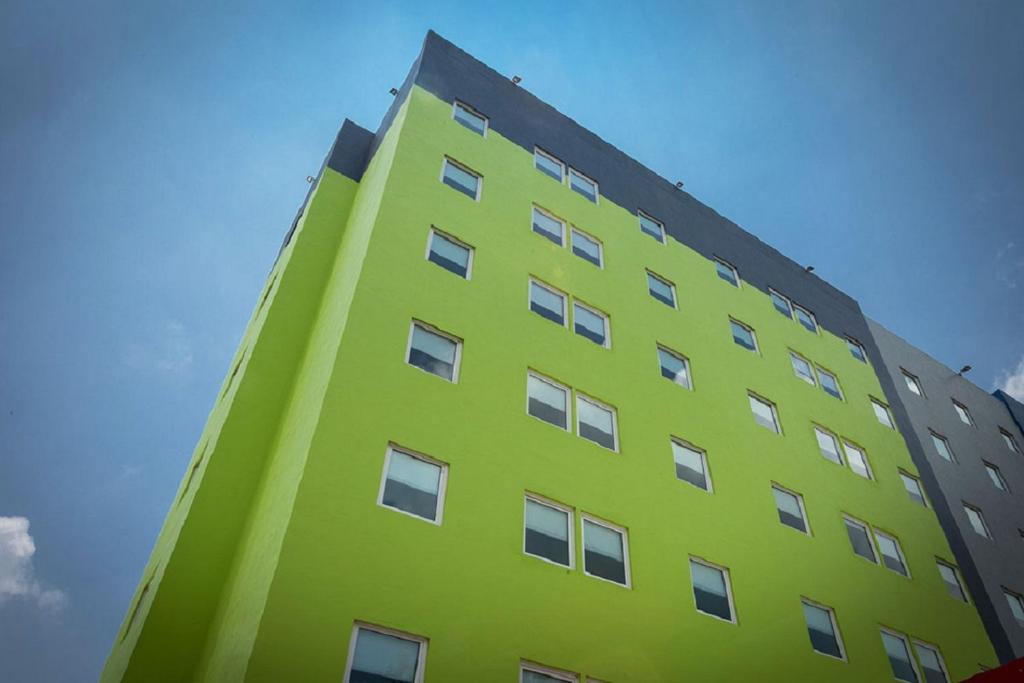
[101,31,1014,682]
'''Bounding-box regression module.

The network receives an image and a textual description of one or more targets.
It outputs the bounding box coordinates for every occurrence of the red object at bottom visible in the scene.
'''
[962,658,1024,682]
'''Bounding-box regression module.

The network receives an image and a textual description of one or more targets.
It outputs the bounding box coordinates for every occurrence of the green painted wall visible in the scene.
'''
[103,84,997,682]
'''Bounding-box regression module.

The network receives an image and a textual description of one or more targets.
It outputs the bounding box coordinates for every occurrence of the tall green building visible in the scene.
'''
[101,32,1007,682]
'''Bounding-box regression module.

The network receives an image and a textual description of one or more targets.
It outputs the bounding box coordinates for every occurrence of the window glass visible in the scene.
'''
[441,159,479,199]
[527,374,569,429]
[647,272,675,307]
[794,305,817,333]
[773,487,807,533]
[577,395,616,450]
[843,442,871,479]
[847,338,866,362]
[937,562,966,602]
[529,281,566,325]
[639,212,665,243]
[803,602,842,658]
[673,441,709,491]
[790,353,816,385]
[381,449,443,522]
[913,642,950,683]
[901,472,926,506]
[875,532,908,576]
[730,320,757,352]
[964,504,990,539]
[523,668,576,683]
[534,148,565,182]
[872,399,894,428]
[573,303,608,347]
[845,518,877,562]
[349,627,422,683]
[749,395,779,433]
[815,428,843,465]
[524,498,571,566]
[427,230,471,278]
[818,368,843,400]
[1006,591,1024,624]
[881,631,919,683]
[658,346,691,388]
[770,290,793,318]
[931,433,955,462]
[1001,430,1021,454]
[571,229,602,266]
[716,259,739,286]
[569,169,598,202]
[690,560,733,621]
[985,463,1008,491]
[953,401,973,425]
[903,371,923,396]
[532,207,565,245]
[452,101,487,135]
[407,323,459,381]
[583,519,627,585]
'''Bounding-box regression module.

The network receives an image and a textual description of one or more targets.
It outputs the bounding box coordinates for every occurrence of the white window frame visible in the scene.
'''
[572,299,611,349]
[570,227,603,267]
[847,337,867,363]
[872,528,910,578]
[439,157,482,201]
[523,493,575,569]
[672,438,712,493]
[749,392,781,434]
[377,444,449,525]
[901,369,924,397]
[451,99,488,136]
[899,470,927,507]
[526,371,571,431]
[842,440,872,479]
[769,288,793,318]
[646,270,677,308]
[520,661,578,683]
[790,351,817,385]
[963,502,992,539]
[406,320,462,383]
[793,304,818,333]
[638,210,665,244]
[730,318,759,354]
[575,392,619,452]
[802,598,847,661]
[952,399,974,426]
[772,483,811,535]
[531,205,566,246]
[425,227,474,279]
[714,257,740,287]
[533,147,565,183]
[817,365,843,400]
[568,167,599,203]
[843,515,878,564]
[581,514,631,588]
[657,344,693,390]
[814,425,845,466]
[912,639,951,683]
[984,461,1009,492]
[689,556,737,624]
[528,278,568,327]
[343,622,428,683]
[871,398,894,428]
[1000,428,1021,454]
[879,628,921,683]
[936,559,968,602]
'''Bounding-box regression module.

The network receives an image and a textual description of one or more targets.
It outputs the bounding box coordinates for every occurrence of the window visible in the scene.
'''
[527,372,569,430]
[345,624,426,683]
[673,440,711,492]
[638,211,665,243]
[900,471,927,507]
[902,370,924,397]
[790,352,816,385]
[521,663,577,683]
[881,630,920,683]
[406,321,461,382]
[937,561,967,602]
[379,446,447,523]
[715,258,739,287]
[657,345,692,389]
[844,517,877,563]
[532,206,565,245]
[730,319,758,352]
[452,100,487,135]
[529,279,567,325]
[576,394,617,450]
[571,228,602,266]
[646,271,676,308]
[441,158,480,200]
[794,304,818,333]
[569,168,598,203]
[773,485,809,534]
[573,301,609,348]
[874,530,909,576]
[802,600,844,659]
[1001,429,1021,454]
[984,462,1009,492]
[847,337,867,363]
[930,432,955,463]
[749,394,780,433]
[815,427,844,465]
[426,229,472,278]
[1005,589,1024,625]
[842,441,872,479]
[817,367,843,400]
[963,503,991,539]
[534,148,565,182]
[582,517,629,586]
[524,496,572,567]
[872,398,895,428]
[913,641,950,683]
[689,558,735,622]
[770,289,793,318]
[952,400,973,425]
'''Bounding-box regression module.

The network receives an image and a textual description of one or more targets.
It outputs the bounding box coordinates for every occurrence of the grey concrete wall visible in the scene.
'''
[868,319,1024,661]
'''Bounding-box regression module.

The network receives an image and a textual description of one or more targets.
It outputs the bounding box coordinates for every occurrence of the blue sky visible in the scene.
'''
[1,1,1022,680]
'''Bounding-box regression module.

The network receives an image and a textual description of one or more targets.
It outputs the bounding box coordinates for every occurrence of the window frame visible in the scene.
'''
[1000,428,1021,454]
[425,227,474,279]
[568,167,599,203]
[377,444,449,525]
[439,156,482,201]
[871,398,895,429]
[817,365,844,400]
[451,99,488,136]
[672,438,712,493]
[963,502,992,539]
[793,303,818,333]
[405,320,462,383]
[714,257,740,287]
[572,299,611,349]
[929,431,957,463]
[523,493,575,569]
[581,514,631,588]
[899,470,927,507]
[689,556,737,624]
[936,559,968,602]
[901,369,925,397]
[531,205,566,246]
[842,440,872,480]
[984,461,1010,492]
[638,210,666,244]
[657,344,693,390]
[730,318,759,354]
[790,351,817,386]
[575,392,619,452]
[526,371,571,431]
[570,227,603,267]
[769,288,793,318]
[1005,588,1024,625]
[873,527,910,578]
[912,639,951,683]
[843,515,878,564]
[879,628,922,683]
[772,483,811,535]
[847,337,867,363]
[533,147,566,183]
[814,425,845,466]
[749,392,781,434]
[952,399,974,426]
[528,277,568,327]
[801,598,847,661]
[520,660,579,683]
[646,270,677,308]
[343,622,428,683]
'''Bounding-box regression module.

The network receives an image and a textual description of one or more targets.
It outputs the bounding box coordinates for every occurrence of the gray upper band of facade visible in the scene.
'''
[868,318,1024,662]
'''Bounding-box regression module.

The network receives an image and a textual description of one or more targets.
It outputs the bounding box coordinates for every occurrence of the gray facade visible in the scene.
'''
[868,319,1024,662]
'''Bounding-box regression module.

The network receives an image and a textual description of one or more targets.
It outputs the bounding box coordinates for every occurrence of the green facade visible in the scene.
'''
[101,74,998,681]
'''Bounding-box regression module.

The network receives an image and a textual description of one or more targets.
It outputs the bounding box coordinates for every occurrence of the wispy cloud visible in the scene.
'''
[997,356,1024,402]
[995,241,1024,290]
[0,517,67,612]
[123,319,194,376]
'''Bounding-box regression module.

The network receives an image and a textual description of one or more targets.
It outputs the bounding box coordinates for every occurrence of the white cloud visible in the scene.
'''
[0,516,67,612]
[995,241,1024,290]
[123,319,194,376]
[997,356,1024,402]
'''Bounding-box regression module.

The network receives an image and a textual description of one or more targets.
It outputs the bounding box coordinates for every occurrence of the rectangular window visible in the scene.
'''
[900,471,927,507]
[529,279,567,326]
[770,289,793,318]
[532,206,565,245]
[647,271,676,308]
[803,600,844,659]
[1001,429,1022,454]
[930,432,955,463]
[573,301,609,348]
[576,394,617,451]
[523,496,573,567]
[582,517,629,586]
[815,427,844,465]
[881,630,920,683]
[937,561,967,602]
[730,319,758,352]
[452,100,487,135]
[902,370,924,397]
[673,439,711,492]
[441,158,480,200]
[749,393,780,433]
[379,446,447,523]
[571,228,602,266]
[426,228,472,278]
[715,258,739,287]
[844,517,877,563]
[345,624,426,683]
[913,641,950,683]
[817,367,843,400]
[569,168,598,203]
[521,663,578,683]
[534,148,565,182]
[847,337,867,363]
[407,321,461,382]
[638,211,665,243]
[790,352,816,385]
[527,372,569,430]
[952,400,973,425]
[773,485,809,534]
[874,530,909,577]
[1006,589,1024,625]
[872,398,895,428]
[657,345,692,389]
[843,441,872,479]
[984,462,1009,492]
[690,558,735,622]
[794,304,818,333]
[963,503,991,539]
